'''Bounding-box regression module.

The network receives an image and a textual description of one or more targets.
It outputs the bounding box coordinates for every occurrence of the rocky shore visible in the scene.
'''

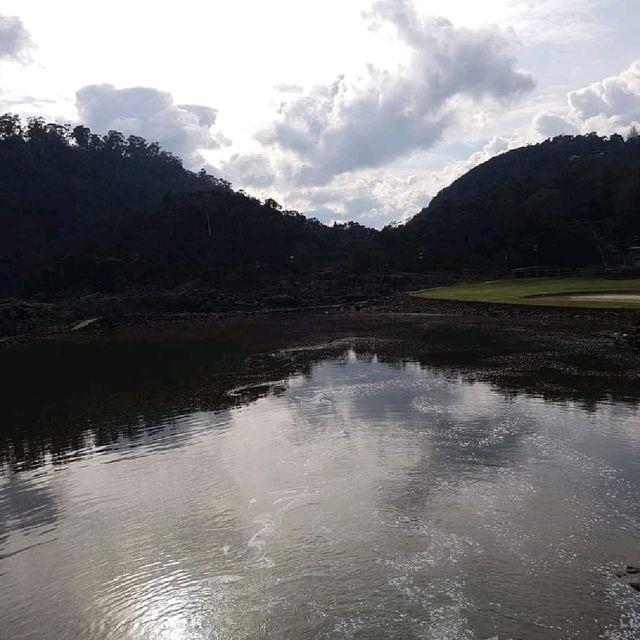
[1,288,639,353]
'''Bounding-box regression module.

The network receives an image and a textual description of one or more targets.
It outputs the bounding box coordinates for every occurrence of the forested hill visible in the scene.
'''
[398,132,640,271]
[0,114,228,291]
[0,114,379,297]
[2,111,640,301]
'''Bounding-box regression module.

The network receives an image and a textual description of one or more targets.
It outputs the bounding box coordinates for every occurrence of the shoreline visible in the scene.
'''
[1,292,639,346]
[2,296,639,438]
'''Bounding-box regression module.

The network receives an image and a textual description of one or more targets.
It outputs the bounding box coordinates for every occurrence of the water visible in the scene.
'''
[1,320,640,639]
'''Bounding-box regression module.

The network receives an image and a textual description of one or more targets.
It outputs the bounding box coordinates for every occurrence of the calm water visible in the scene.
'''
[2,323,640,639]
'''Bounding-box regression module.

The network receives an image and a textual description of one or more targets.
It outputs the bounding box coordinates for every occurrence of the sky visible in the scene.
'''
[1,0,639,227]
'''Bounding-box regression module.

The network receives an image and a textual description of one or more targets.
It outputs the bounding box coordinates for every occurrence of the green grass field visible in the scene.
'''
[413,277,640,309]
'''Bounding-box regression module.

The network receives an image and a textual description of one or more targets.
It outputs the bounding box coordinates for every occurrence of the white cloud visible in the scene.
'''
[221,0,534,226]
[506,0,610,44]
[426,58,640,224]
[532,112,578,138]
[529,61,640,140]
[75,84,230,168]
[567,60,640,134]
[268,169,434,227]
[248,1,533,187]
[273,84,304,94]
[222,152,277,188]
[0,14,33,63]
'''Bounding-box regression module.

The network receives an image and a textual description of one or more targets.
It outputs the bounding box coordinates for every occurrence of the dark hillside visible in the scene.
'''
[0,114,386,298]
[0,114,224,291]
[2,112,640,305]
[396,133,640,271]
[90,189,381,294]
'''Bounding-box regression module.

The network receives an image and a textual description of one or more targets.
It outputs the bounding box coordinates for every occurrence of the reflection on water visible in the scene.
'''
[2,322,640,639]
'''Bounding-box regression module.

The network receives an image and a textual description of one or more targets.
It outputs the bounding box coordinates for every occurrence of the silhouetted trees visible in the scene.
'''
[0,114,387,295]
[1,112,640,299]
[392,132,640,271]
[0,114,233,292]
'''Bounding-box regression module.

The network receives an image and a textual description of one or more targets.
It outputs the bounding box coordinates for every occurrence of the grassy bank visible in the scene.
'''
[414,277,640,309]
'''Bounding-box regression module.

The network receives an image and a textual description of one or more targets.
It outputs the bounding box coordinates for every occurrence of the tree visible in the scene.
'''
[89,134,103,150]
[72,125,91,148]
[0,114,22,140]
[263,198,282,210]
[126,135,148,158]
[103,130,126,154]
[25,116,47,143]
[45,123,70,145]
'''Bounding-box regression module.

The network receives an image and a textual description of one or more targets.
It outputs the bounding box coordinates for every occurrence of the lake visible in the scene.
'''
[1,316,640,639]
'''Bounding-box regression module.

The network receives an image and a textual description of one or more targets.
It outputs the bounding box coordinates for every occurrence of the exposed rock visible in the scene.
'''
[70,317,99,332]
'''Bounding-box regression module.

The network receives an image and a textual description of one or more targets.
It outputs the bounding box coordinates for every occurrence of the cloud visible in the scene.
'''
[75,84,230,168]
[295,137,518,227]
[0,94,56,108]
[234,0,533,188]
[221,0,535,227]
[507,0,609,44]
[274,169,434,227]
[0,15,34,63]
[426,59,640,220]
[567,60,640,134]
[530,61,640,140]
[273,83,304,94]
[532,112,578,137]
[222,152,277,188]
[177,104,219,128]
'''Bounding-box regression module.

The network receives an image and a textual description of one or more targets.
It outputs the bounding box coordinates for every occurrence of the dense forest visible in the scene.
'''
[399,131,640,271]
[1,112,639,305]
[0,114,384,302]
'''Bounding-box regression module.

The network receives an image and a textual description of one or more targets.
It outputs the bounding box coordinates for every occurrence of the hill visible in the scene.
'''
[0,114,386,300]
[0,114,226,292]
[394,132,640,271]
[2,113,640,310]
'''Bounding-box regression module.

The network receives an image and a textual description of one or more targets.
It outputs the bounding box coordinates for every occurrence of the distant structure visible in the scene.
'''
[569,152,607,162]
[511,266,573,278]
